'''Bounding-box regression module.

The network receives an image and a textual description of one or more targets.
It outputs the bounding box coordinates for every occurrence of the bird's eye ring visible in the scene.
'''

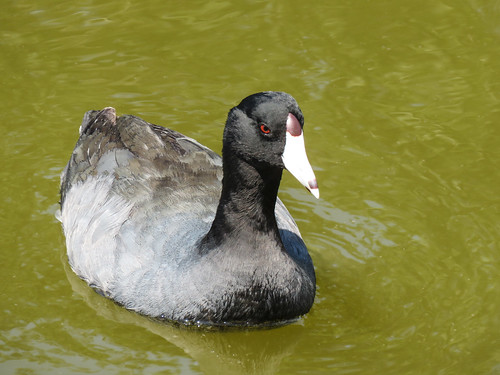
[259,124,271,134]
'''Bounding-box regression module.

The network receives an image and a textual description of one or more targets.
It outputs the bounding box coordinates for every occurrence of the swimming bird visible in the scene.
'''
[59,91,319,326]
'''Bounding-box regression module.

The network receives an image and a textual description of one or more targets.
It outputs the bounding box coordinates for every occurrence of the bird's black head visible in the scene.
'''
[223,91,304,169]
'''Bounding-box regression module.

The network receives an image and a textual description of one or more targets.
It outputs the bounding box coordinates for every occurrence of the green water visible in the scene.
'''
[1,0,499,374]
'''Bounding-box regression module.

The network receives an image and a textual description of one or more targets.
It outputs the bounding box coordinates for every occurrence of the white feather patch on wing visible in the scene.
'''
[60,176,135,291]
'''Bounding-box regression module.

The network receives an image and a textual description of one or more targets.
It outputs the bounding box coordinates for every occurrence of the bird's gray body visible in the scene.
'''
[59,106,315,325]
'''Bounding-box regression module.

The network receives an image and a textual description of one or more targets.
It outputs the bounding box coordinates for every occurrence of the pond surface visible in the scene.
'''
[1,0,500,374]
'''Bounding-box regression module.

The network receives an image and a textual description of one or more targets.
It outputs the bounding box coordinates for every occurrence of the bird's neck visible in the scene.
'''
[200,154,283,250]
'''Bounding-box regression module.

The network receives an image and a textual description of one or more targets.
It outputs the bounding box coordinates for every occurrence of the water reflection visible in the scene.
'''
[62,251,305,375]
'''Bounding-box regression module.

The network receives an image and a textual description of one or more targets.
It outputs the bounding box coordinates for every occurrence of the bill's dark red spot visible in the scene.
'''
[308,179,318,190]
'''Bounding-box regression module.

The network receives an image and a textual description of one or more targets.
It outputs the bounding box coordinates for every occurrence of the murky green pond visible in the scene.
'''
[2,0,500,373]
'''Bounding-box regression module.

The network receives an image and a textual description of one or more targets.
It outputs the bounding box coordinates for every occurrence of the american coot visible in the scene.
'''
[59,91,319,327]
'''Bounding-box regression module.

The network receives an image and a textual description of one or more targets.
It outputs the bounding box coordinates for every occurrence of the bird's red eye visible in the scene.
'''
[260,124,271,134]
